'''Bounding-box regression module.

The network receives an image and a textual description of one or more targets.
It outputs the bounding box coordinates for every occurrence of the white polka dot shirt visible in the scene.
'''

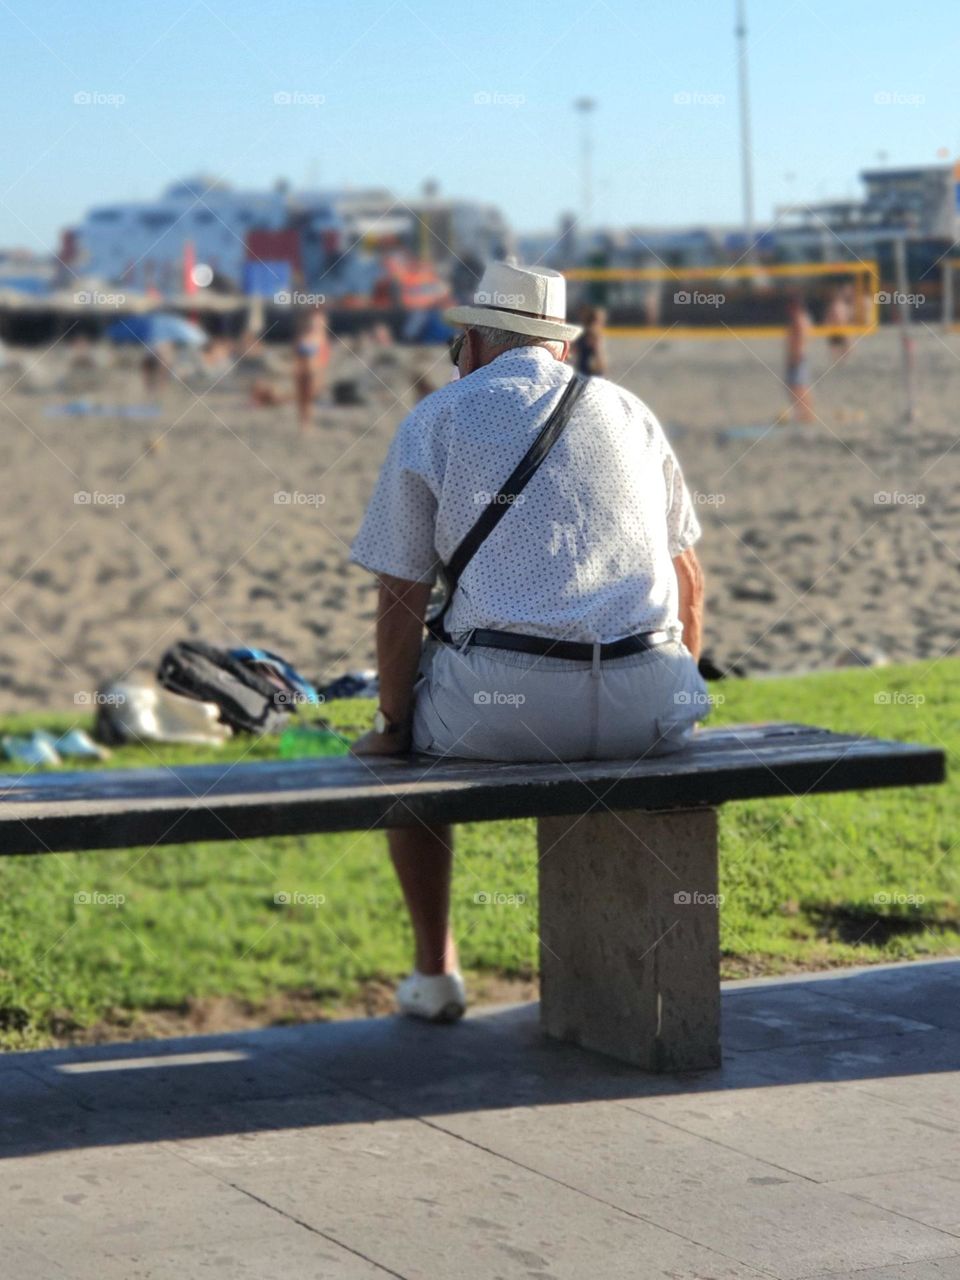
[350,346,701,643]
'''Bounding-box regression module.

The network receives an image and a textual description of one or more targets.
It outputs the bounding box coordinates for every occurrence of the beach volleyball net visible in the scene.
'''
[564,261,879,339]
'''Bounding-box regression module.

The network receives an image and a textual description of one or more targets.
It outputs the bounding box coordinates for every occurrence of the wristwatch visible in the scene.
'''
[374,708,405,735]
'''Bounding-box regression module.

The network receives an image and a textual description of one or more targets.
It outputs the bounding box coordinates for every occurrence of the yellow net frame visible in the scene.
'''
[564,260,880,339]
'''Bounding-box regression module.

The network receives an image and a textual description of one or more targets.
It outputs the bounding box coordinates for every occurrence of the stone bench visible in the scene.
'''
[0,723,944,1071]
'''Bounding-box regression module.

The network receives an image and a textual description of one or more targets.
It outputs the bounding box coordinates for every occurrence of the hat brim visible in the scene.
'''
[443,304,581,343]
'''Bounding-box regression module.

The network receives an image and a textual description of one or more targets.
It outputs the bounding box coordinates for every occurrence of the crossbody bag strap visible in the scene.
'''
[427,371,589,640]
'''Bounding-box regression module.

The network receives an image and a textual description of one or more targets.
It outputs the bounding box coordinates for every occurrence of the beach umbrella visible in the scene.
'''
[106,313,208,347]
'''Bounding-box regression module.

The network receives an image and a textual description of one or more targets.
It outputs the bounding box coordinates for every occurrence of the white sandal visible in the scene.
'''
[395,970,467,1022]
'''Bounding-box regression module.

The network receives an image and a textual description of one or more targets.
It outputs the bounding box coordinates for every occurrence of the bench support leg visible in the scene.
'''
[537,806,720,1072]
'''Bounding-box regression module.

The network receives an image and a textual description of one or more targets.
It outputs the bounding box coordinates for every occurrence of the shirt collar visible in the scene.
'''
[484,345,558,374]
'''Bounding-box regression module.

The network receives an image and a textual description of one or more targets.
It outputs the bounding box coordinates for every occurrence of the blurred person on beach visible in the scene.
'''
[349,261,707,1023]
[293,309,330,433]
[783,292,815,423]
[824,283,854,363]
[572,304,608,376]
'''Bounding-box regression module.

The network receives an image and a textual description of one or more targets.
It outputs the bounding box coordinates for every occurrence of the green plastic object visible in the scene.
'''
[278,725,350,759]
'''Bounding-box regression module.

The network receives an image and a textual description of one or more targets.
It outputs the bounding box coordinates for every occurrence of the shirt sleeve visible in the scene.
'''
[662,438,701,557]
[350,408,440,584]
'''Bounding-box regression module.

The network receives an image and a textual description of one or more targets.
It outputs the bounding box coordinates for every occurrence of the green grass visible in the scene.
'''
[0,660,956,1049]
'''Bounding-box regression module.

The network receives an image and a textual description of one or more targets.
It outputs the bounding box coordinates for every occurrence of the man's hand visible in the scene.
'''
[351,726,412,757]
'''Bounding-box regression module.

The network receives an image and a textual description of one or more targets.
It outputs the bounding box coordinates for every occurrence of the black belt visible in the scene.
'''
[457,628,672,662]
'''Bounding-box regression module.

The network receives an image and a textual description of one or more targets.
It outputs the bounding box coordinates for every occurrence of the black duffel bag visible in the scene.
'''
[157,641,291,735]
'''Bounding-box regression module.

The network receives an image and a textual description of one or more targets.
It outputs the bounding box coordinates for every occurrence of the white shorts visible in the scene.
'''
[411,637,710,762]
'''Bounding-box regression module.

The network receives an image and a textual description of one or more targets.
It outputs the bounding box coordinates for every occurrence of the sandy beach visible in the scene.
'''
[0,327,955,714]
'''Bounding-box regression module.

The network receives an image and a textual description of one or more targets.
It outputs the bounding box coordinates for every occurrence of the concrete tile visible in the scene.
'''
[740,1028,960,1087]
[829,1163,960,1235]
[422,1097,801,1207]
[809,961,960,1033]
[179,1111,769,1279]
[629,1180,957,1280]
[20,1040,335,1115]
[59,1230,394,1279]
[721,985,937,1052]
[0,1143,282,1256]
[621,1081,960,1181]
[859,1072,960,1124]
[803,1258,960,1280]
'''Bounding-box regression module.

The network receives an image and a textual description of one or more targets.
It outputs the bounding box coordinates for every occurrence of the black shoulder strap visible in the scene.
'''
[427,372,589,639]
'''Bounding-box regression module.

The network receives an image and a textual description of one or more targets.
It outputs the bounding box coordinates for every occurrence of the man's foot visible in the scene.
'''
[395,970,467,1022]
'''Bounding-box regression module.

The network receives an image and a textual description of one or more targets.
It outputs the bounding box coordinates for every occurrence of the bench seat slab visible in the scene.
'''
[538,807,720,1071]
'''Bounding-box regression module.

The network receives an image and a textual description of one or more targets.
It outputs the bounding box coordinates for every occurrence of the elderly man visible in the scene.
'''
[350,262,707,1023]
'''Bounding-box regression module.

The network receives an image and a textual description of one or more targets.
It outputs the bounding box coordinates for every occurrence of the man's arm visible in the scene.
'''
[673,547,704,661]
[352,572,432,755]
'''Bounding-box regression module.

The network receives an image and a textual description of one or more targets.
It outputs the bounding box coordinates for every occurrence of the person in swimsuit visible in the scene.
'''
[293,309,330,433]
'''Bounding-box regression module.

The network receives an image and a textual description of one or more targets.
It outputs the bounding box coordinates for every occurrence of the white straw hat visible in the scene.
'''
[444,261,582,342]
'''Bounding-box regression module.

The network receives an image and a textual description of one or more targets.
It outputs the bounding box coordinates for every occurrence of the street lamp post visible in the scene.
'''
[574,97,597,253]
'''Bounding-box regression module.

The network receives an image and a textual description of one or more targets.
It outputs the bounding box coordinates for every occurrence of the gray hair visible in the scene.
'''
[469,324,565,361]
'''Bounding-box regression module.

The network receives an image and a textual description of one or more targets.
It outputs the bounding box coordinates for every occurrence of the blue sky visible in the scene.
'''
[0,0,954,250]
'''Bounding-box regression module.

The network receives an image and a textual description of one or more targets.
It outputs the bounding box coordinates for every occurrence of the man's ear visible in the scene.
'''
[558,341,571,362]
